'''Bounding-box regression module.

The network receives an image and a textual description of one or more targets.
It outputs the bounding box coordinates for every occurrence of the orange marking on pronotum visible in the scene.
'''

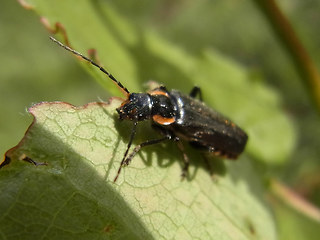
[152,115,175,125]
[150,90,169,97]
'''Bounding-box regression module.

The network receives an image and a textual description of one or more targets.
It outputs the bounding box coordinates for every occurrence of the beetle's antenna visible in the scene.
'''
[49,36,130,96]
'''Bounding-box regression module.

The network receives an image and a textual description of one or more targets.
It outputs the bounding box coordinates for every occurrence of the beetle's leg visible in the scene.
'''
[202,154,214,177]
[150,124,190,179]
[123,135,172,166]
[114,121,138,182]
[114,134,172,182]
[189,86,202,101]
[175,141,190,180]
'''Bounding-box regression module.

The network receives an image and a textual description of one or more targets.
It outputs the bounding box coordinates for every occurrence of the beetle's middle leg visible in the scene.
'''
[114,134,171,182]
[189,86,203,101]
[175,141,190,180]
[150,124,191,179]
[123,135,172,166]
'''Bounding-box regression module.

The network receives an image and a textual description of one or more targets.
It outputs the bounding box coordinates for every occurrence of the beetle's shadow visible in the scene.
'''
[112,113,226,181]
[113,117,175,168]
[178,143,227,181]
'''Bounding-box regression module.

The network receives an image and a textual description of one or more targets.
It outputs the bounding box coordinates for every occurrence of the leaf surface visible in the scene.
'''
[1,100,275,239]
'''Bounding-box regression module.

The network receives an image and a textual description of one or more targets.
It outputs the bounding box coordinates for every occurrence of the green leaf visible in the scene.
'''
[1,101,276,239]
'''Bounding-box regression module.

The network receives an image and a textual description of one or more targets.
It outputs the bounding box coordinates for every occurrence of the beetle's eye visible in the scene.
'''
[129,94,136,101]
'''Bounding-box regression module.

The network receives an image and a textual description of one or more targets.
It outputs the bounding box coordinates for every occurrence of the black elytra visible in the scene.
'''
[50,37,248,182]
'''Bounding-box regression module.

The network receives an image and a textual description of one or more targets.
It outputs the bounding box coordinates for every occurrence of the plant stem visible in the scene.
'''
[254,0,320,112]
[270,179,320,222]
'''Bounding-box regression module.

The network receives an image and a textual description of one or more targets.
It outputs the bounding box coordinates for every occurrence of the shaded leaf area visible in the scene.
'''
[0,101,275,239]
[21,0,295,164]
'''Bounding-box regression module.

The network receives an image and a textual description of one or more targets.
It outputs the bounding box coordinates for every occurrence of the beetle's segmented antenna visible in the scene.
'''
[49,36,130,96]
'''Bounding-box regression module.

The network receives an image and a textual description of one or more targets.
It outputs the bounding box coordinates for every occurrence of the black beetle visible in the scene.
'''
[50,37,248,182]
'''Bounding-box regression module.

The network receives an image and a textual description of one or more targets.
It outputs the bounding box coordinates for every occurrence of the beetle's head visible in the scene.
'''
[116,93,152,121]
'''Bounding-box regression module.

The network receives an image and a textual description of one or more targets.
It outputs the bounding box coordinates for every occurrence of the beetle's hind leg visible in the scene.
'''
[175,141,191,180]
[189,86,203,101]
[202,154,214,178]
[150,124,191,180]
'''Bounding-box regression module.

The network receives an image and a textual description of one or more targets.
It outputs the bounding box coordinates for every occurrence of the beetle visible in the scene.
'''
[50,36,248,182]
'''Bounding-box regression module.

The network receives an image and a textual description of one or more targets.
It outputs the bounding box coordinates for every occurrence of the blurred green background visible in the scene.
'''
[1,0,319,239]
[0,0,108,157]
